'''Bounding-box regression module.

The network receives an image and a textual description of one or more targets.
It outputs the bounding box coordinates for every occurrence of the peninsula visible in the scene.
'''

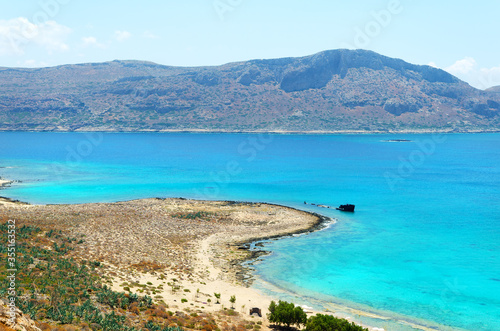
[0,198,345,331]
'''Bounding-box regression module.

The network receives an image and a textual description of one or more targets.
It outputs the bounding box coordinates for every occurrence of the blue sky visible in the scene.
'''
[1,0,499,89]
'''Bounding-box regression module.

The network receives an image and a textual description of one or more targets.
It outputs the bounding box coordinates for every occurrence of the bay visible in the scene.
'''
[1,132,499,330]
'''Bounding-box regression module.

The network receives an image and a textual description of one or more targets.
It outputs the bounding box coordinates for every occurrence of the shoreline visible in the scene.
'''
[217,205,334,288]
[0,197,348,330]
[0,196,452,331]
[0,128,499,134]
[251,276,458,331]
[0,196,29,206]
[0,178,28,207]
[0,178,12,188]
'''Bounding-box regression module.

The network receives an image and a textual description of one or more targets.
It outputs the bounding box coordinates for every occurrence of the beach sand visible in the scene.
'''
[0,178,29,207]
[1,198,342,330]
[1,196,458,331]
[0,178,12,188]
[0,197,453,331]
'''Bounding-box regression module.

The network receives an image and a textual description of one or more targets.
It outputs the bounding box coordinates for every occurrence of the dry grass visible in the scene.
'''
[1,198,326,330]
[1,198,322,280]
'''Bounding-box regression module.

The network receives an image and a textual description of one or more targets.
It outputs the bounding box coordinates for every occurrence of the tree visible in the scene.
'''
[305,314,368,331]
[267,300,307,328]
[229,295,236,309]
[214,293,221,304]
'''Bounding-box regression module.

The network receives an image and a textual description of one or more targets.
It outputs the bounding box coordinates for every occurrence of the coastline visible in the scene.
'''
[0,128,499,134]
[0,134,496,325]
[0,178,28,206]
[0,196,29,206]
[0,196,456,331]
[0,197,348,330]
[251,276,460,331]
[0,178,12,188]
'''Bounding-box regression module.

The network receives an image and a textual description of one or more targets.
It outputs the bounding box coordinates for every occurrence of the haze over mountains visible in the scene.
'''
[1,49,499,132]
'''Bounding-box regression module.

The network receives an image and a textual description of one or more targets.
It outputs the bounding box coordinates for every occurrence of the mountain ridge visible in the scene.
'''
[1,49,499,133]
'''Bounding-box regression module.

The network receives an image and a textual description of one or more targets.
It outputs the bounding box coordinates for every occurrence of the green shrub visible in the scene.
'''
[0,223,152,331]
[267,300,307,328]
[305,313,368,331]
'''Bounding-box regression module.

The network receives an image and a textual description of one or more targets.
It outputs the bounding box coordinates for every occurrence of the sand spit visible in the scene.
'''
[1,178,30,207]
[2,198,349,330]
[1,198,326,272]
[0,178,12,189]
[1,197,442,330]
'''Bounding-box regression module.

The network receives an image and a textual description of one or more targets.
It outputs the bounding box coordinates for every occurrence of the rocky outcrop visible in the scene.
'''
[384,97,422,116]
[0,300,41,331]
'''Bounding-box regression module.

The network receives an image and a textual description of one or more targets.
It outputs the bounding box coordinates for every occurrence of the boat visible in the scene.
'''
[336,204,355,212]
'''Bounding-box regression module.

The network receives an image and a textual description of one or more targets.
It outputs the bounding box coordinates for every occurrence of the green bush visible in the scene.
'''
[0,223,153,331]
[305,314,368,331]
[267,300,307,328]
[145,320,184,331]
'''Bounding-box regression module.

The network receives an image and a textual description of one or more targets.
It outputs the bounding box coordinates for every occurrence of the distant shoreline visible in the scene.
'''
[0,178,13,189]
[1,128,499,134]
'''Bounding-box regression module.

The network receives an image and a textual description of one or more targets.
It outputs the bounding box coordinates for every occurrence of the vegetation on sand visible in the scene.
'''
[268,300,368,331]
[0,222,220,330]
[267,300,307,328]
[305,313,368,331]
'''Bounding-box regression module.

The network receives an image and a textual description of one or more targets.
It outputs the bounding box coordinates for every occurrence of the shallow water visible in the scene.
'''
[1,132,499,330]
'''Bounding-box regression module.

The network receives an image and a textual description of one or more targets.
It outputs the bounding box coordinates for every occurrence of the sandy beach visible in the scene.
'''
[0,178,24,207]
[1,198,343,330]
[0,196,445,330]
[0,178,11,187]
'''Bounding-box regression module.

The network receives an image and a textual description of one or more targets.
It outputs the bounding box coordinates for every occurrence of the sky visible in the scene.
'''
[0,0,499,89]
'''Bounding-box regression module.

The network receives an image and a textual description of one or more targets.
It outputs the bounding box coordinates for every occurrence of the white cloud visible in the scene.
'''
[0,17,71,55]
[446,57,477,75]
[478,66,500,89]
[81,36,105,48]
[427,62,438,68]
[114,30,131,42]
[444,57,500,90]
[82,36,97,45]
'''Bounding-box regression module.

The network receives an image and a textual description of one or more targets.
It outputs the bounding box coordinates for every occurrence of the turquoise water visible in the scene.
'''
[1,132,499,330]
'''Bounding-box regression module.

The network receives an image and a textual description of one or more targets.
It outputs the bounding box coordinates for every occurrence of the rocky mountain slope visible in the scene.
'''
[486,85,500,94]
[0,49,499,132]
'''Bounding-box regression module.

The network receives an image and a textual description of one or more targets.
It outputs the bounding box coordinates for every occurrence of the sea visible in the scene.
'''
[1,132,499,330]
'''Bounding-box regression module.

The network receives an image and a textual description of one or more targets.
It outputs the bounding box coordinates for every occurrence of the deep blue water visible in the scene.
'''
[1,132,499,330]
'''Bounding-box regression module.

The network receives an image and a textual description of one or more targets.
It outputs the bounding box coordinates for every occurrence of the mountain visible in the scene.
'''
[1,49,499,133]
[486,85,500,93]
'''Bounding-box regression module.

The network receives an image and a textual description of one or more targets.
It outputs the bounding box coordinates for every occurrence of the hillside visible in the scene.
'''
[1,49,499,133]
[486,85,500,93]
